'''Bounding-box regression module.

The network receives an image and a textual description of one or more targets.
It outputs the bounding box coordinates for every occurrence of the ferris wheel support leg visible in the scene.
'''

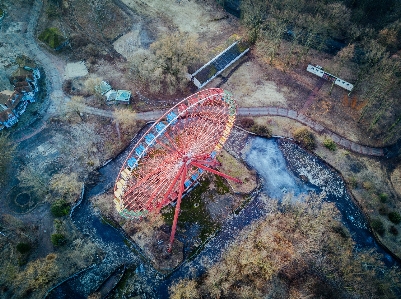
[168,163,187,253]
[156,164,186,214]
[191,161,242,184]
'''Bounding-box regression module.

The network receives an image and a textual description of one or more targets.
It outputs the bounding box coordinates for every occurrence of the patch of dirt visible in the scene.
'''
[217,149,257,193]
[121,0,236,42]
[113,28,143,60]
[251,116,304,138]
[221,60,288,107]
[390,166,401,197]
[64,61,88,79]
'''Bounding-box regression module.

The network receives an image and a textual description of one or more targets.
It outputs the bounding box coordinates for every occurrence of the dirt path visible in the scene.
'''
[299,78,325,114]
[25,0,67,114]
[129,106,385,157]
[238,107,385,156]
[16,1,385,158]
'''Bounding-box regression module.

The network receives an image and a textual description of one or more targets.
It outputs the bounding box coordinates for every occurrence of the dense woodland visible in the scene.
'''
[170,195,401,298]
[219,0,401,143]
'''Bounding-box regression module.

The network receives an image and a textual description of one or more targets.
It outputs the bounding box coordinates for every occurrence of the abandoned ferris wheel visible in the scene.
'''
[113,88,241,251]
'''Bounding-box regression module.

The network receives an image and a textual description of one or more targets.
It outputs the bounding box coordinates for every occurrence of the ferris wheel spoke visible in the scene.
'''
[155,163,186,214]
[164,130,185,156]
[190,161,242,184]
[114,88,240,252]
[168,163,187,252]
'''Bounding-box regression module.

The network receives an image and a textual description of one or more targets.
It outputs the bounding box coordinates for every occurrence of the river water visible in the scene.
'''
[47,133,399,298]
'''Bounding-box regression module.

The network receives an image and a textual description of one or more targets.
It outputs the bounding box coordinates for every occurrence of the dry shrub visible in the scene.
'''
[238,117,255,128]
[50,172,82,203]
[91,192,116,218]
[169,279,199,299]
[293,127,316,150]
[113,108,137,132]
[13,253,58,296]
[170,194,401,298]
[0,132,16,187]
[130,32,205,95]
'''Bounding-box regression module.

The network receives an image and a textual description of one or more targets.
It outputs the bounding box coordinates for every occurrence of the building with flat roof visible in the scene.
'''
[0,66,40,131]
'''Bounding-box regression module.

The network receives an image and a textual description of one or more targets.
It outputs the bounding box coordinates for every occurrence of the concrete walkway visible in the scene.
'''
[238,107,384,156]
[131,107,385,157]
[19,1,384,157]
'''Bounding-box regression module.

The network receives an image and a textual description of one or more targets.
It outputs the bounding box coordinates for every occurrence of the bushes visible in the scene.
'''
[293,127,316,150]
[51,199,70,217]
[238,117,255,128]
[250,125,272,137]
[389,226,399,236]
[16,243,32,254]
[323,138,336,151]
[371,219,385,236]
[38,27,66,49]
[378,193,388,203]
[388,212,401,224]
[237,118,272,137]
[51,233,66,246]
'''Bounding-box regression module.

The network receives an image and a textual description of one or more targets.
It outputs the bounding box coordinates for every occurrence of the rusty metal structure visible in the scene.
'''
[114,88,240,251]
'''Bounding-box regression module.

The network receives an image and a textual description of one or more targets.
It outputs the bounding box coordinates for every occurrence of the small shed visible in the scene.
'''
[95,81,112,95]
[115,90,131,104]
[105,90,117,105]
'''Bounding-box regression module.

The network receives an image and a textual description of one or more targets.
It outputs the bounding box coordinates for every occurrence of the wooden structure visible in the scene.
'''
[187,42,249,89]
[307,64,353,92]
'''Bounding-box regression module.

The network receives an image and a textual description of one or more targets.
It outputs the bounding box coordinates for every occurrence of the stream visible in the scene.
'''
[47,133,399,298]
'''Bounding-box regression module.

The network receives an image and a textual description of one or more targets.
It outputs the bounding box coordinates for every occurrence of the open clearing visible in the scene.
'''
[64,61,88,79]
[221,60,288,107]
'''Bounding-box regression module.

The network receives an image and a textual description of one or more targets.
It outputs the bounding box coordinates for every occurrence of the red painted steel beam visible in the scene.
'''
[155,163,185,214]
[191,161,242,184]
[168,163,187,252]
[194,159,220,167]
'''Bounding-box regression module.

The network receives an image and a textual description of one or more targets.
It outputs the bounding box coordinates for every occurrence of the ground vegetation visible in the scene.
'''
[130,32,205,94]
[235,0,401,142]
[0,133,16,187]
[293,127,316,150]
[170,194,401,298]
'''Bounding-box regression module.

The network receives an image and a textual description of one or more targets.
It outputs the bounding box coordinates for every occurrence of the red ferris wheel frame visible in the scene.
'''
[114,88,241,251]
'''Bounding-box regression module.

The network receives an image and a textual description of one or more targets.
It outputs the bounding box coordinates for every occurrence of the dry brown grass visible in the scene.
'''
[170,194,401,298]
[217,149,257,193]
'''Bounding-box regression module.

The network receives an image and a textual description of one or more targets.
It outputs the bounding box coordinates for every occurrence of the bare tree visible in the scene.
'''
[18,165,48,199]
[65,96,86,121]
[169,194,401,298]
[240,0,269,43]
[113,108,137,133]
[0,133,16,186]
[131,32,204,94]
[257,18,287,65]
[50,172,82,203]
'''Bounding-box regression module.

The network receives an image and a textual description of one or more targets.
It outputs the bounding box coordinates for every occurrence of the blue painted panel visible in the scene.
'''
[167,112,177,124]
[135,144,146,157]
[145,133,155,145]
[155,122,166,133]
[127,157,138,169]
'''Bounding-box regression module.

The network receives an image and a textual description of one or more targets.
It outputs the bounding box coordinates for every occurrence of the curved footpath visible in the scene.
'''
[18,1,385,158]
[237,107,385,157]
[133,108,385,157]
[25,0,65,115]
